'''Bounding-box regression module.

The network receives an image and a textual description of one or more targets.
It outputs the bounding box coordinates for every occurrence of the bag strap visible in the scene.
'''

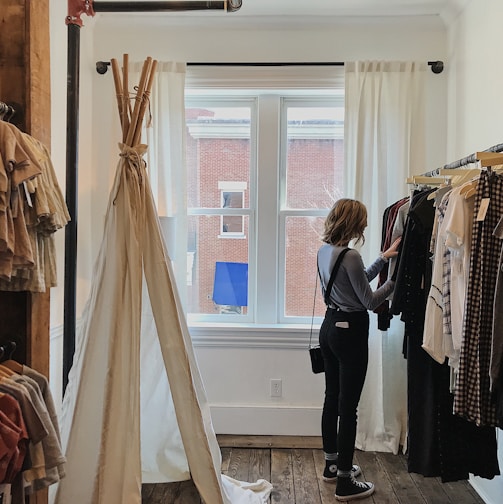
[322,247,350,307]
[309,273,319,349]
[309,247,350,349]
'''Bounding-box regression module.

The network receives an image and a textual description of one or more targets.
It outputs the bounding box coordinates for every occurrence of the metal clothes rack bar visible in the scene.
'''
[422,142,503,177]
[63,0,242,392]
[0,341,17,361]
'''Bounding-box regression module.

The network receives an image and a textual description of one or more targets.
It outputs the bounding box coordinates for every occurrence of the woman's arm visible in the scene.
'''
[346,252,396,310]
[365,237,402,281]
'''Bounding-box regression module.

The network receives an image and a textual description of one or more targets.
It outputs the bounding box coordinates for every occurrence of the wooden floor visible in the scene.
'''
[141,436,485,504]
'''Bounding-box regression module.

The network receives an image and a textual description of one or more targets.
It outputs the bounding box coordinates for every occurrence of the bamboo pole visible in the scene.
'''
[122,53,130,142]
[132,59,158,146]
[125,57,152,146]
[110,56,156,148]
[110,58,124,136]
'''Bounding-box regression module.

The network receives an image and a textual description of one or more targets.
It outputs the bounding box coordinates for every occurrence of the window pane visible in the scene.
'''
[186,106,251,209]
[284,216,327,318]
[285,106,344,209]
[187,215,249,316]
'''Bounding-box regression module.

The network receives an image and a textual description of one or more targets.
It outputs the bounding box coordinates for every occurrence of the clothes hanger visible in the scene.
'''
[438,168,481,187]
[476,151,503,167]
[0,342,23,374]
[459,179,478,199]
[0,101,15,122]
[405,176,445,185]
[0,366,14,378]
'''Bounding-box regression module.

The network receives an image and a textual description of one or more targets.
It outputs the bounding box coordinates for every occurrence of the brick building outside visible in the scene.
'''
[185,107,344,320]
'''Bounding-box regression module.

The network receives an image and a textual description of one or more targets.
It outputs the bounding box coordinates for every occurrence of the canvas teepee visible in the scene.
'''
[54,55,272,504]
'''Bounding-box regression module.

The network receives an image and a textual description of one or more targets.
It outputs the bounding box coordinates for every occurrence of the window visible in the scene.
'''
[185,69,344,325]
[219,182,246,237]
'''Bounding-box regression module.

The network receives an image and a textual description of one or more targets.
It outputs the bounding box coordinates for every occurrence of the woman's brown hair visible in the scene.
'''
[322,198,367,246]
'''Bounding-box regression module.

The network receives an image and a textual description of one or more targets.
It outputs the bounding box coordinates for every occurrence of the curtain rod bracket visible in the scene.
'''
[96,61,111,74]
[428,60,444,74]
[67,0,95,27]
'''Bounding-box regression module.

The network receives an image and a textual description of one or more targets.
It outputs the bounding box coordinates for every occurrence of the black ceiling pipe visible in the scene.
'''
[93,1,242,13]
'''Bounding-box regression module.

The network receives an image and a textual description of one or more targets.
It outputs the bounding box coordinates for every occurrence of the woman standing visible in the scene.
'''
[317,198,400,501]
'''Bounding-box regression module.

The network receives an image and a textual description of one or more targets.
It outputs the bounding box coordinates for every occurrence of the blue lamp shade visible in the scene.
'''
[212,261,248,306]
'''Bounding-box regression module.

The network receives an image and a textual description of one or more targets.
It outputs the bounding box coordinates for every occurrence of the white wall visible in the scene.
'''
[79,13,448,438]
[445,2,503,502]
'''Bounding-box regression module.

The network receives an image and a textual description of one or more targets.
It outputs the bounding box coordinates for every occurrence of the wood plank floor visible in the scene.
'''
[142,436,485,504]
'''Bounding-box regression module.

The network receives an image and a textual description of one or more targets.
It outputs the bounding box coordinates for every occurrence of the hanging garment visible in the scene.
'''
[0,121,69,292]
[454,170,503,427]
[491,216,503,426]
[443,185,475,372]
[422,189,454,365]
[374,197,409,330]
[0,362,66,504]
[0,394,28,484]
[55,143,272,504]
[390,186,500,481]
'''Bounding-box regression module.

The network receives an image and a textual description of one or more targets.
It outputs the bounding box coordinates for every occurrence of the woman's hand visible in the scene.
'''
[382,237,402,260]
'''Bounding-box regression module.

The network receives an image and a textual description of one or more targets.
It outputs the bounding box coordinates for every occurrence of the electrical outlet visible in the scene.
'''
[270,379,282,397]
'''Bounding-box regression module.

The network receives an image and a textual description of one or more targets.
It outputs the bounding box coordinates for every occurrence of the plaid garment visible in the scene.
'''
[440,194,453,345]
[454,170,503,426]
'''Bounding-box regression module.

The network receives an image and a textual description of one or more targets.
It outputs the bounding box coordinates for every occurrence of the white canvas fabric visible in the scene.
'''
[54,143,272,503]
[344,61,427,454]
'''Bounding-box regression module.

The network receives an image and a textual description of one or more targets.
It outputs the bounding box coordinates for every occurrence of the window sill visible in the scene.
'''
[189,322,320,349]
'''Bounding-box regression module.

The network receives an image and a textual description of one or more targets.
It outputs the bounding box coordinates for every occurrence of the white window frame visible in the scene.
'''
[185,97,257,324]
[278,96,345,324]
[185,66,345,331]
[218,181,247,238]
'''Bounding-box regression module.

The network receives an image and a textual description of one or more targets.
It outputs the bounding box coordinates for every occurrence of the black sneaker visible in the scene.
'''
[323,463,362,482]
[335,474,375,501]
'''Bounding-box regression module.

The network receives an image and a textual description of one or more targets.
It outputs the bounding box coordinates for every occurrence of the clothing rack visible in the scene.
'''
[422,142,503,177]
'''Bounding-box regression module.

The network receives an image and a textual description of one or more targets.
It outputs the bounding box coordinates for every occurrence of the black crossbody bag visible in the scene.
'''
[309,248,350,374]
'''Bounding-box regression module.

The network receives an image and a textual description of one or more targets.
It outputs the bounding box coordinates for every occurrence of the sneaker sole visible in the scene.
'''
[335,484,375,501]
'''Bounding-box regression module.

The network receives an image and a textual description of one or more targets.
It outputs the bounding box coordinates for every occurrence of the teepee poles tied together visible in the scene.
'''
[110,55,158,146]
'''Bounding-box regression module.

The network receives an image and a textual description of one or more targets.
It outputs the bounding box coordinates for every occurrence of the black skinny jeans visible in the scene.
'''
[319,307,369,472]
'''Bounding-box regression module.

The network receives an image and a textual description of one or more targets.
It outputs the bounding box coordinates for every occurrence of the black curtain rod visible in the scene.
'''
[422,142,503,177]
[93,1,242,13]
[96,60,444,74]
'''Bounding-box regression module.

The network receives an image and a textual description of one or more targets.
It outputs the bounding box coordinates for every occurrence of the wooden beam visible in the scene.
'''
[217,434,323,449]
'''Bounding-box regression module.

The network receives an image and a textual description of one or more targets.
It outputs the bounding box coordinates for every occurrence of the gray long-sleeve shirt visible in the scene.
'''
[317,244,395,312]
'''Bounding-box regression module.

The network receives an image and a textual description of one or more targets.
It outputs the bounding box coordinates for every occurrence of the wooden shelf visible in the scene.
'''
[1,1,51,502]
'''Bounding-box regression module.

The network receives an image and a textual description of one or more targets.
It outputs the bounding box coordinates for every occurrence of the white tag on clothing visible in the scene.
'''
[477,198,490,221]
[23,181,33,208]
[335,321,349,328]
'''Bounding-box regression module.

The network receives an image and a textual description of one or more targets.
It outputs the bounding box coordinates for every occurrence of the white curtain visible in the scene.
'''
[54,62,272,504]
[344,61,427,454]
[138,61,188,305]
